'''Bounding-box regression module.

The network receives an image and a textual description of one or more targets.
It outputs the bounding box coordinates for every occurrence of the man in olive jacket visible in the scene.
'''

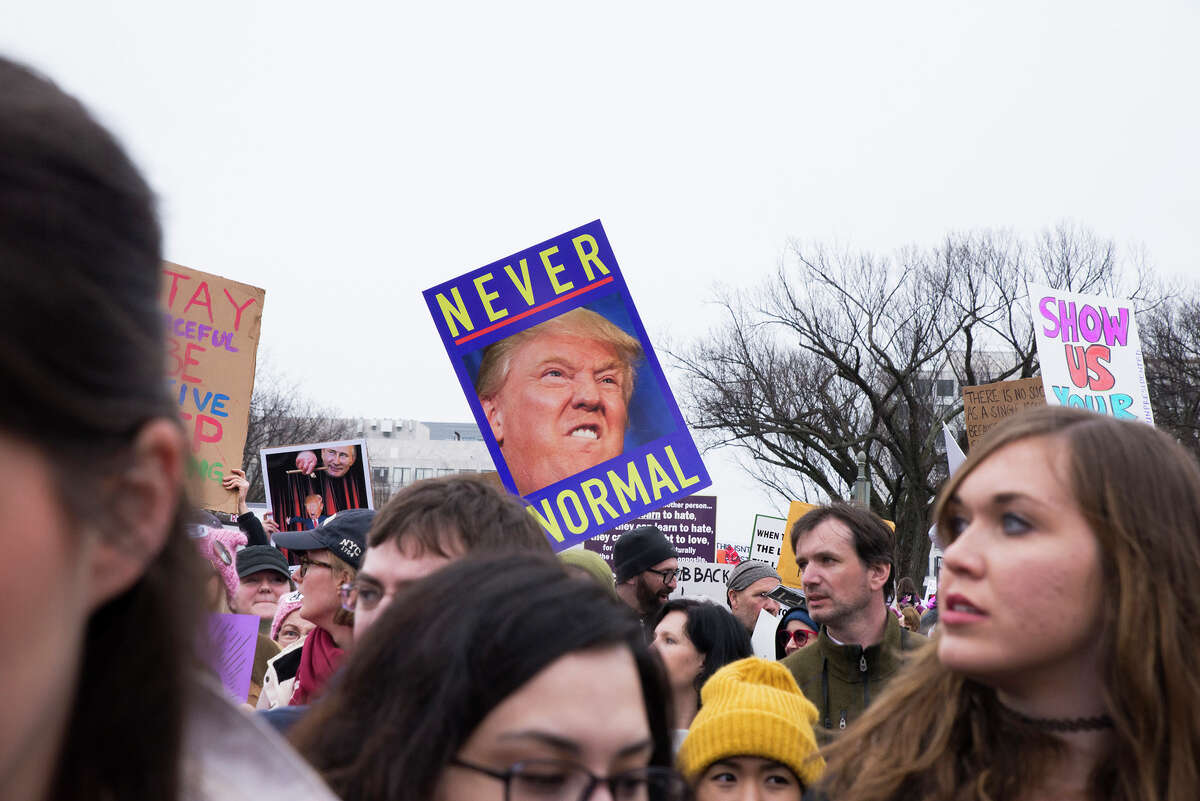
[780,503,927,742]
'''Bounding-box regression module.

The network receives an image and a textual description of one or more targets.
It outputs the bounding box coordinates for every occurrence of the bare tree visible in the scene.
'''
[673,224,1156,586]
[1142,293,1200,459]
[239,359,355,503]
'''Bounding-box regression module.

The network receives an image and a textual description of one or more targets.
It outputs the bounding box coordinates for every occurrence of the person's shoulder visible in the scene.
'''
[897,626,929,651]
[182,678,338,801]
[266,637,305,679]
[779,642,823,684]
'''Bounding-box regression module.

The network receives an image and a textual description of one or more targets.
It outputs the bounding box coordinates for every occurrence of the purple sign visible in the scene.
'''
[204,613,259,703]
[423,221,710,551]
[585,495,717,564]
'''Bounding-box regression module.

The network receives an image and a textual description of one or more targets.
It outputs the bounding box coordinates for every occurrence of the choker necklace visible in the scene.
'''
[1017,713,1114,732]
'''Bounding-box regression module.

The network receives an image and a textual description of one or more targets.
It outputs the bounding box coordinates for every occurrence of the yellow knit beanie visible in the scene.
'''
[677,657,824,789]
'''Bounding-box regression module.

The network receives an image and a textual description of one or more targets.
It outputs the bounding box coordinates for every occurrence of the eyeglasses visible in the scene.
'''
[645,567,679,585]
[338,581,388,613]
[297,557,333,578]
[450,758,687,801]
[777,629,817,649]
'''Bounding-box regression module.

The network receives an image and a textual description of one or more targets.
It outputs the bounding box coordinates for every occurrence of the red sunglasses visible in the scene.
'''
[777,629,817,648]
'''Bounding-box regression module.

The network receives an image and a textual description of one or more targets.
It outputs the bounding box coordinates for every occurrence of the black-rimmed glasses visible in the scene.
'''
[645,567,679,585]
[450,758,687,801]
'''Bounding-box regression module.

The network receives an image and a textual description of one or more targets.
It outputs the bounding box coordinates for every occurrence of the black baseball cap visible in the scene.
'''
[235,545,291,580]
[273,509,376,570]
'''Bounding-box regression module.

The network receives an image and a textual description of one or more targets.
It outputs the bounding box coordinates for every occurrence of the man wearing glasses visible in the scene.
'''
[612,525,678,631]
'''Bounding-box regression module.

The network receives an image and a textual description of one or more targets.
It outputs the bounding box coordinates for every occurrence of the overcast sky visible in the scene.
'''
[6,1,1196,544]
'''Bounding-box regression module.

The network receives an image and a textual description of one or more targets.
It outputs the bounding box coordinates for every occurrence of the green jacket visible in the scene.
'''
[780,610,926,743]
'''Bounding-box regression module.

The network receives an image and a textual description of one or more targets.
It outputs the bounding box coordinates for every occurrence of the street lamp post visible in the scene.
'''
[851,450,871,508]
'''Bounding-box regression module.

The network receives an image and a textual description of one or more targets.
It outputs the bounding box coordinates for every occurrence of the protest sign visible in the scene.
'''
[204,613,259,704]
[1028,283,1153,425]
[260,439,374,530]
[961,377,1046,446]
[715,540,749,565]
[670,561,732,605]
[585,495,718,564]
[777,502,820,589]
[942,422,967,474]
[424,220,711,551]
[161,262,264,512]
[750,608,778,661]
[749,514,787,565]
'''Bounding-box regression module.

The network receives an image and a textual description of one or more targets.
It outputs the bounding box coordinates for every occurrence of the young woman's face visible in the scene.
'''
[937,436,1105,692]
[650,610,706,693]
[434,646,654,801]
[696,757,803,801]
[782,619,817,655]
[0,434,94,790]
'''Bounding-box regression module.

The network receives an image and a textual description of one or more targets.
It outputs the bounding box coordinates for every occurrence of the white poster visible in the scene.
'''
[1028,283,1153,425]
[749,514,787,565]
[669,561,731,605]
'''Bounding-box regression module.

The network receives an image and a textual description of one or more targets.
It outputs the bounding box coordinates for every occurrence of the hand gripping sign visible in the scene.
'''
[424,220,711,551]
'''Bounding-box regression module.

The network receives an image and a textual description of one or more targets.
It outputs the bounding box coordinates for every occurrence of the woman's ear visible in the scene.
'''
[87,419,185,611]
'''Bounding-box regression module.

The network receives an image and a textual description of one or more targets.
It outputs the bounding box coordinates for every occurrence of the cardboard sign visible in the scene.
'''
[260,439,374,529]
[749,514,787,565]
[670,561,732,605]
[204,613,260,704]
[585,495,718,564]
[961,377,1046,446]
[161,262,265,512]
[424,221,710,551]
[1028,283,1153,425]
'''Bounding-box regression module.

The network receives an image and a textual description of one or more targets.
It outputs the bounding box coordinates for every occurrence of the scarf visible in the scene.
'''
[289,626,344,706]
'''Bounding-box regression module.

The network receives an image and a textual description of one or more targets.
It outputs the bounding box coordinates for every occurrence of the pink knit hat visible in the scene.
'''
[190,525,247,601]
[271,590,305,641]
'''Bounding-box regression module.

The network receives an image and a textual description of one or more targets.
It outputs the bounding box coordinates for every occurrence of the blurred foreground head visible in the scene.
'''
[0,56,203,801]
[291,553,681,801]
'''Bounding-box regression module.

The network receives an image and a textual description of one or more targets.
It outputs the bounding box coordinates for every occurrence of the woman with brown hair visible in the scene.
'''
[817,406,1200,801]
[0,56,334,800]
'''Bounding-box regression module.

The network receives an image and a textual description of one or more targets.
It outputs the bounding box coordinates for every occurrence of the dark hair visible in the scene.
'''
[290,553,674,800]
[0,57,203,801]
[896,576,920,602]
[791,502,896,602]
[367,474,553,556]
[652,598,754,698]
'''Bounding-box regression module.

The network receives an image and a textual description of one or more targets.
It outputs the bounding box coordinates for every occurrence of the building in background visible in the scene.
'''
[353,418,495,506]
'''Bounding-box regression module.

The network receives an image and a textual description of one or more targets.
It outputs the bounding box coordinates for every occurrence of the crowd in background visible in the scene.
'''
[4,52,1200,801]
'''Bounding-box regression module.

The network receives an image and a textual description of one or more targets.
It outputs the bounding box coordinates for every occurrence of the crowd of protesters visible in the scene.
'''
[3,52,1200,801]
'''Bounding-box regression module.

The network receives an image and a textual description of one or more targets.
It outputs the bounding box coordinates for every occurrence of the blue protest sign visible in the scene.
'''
[423,220,710,551]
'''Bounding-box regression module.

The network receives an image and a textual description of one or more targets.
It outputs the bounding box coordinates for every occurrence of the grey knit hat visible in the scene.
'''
[726,560,781,592]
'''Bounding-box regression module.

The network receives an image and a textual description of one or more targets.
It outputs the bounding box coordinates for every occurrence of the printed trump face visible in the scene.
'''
[480,332,630,495]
